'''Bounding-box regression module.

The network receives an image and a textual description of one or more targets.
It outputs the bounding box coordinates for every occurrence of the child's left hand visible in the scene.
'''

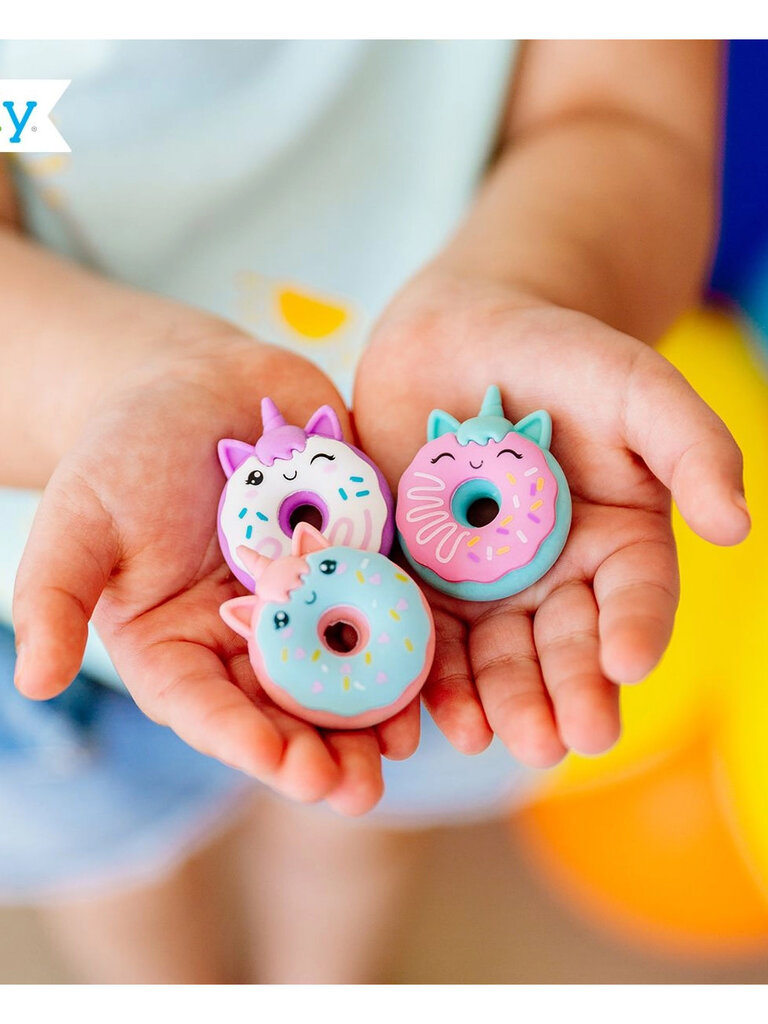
[354,269,750,766]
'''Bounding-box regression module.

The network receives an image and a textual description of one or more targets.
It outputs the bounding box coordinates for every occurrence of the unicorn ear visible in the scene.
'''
[514,410,552,450]
[305,405,343,440]
[235,545,272,582]
[218,439,254,477]
[292,522,330,557]
[219,595,258,638]
[427,409,460,441]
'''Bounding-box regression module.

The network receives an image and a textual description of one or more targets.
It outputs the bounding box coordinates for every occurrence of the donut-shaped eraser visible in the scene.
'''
[219,523,435,729]
[218,398,394,590]
[396,386,571,601]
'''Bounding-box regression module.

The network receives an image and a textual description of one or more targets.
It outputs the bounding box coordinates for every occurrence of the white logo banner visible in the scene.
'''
[0,80,70,153]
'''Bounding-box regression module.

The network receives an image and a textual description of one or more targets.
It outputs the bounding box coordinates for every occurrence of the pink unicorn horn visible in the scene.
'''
[261,397,286,432]
[236,545,272,582]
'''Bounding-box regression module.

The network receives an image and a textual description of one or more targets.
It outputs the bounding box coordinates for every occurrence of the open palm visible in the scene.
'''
[354,275,750,766]
[13,343,416,815]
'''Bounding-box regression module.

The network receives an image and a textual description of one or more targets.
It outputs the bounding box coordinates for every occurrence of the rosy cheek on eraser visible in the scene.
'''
[396,385,572,601]
[217,397,395,591]
[220,523,435,730]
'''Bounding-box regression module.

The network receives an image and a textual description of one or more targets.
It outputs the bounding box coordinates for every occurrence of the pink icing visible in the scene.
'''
[397,431,558,585]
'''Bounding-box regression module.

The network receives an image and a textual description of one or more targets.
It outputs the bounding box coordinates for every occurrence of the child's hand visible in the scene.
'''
[13,338,416,815]
[354,270,750,766]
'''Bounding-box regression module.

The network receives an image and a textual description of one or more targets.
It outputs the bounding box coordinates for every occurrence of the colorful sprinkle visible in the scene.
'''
[468,552,481,563]
[369,573,382,585]
[496,527,509,536]
[311,649,321,662]
[365,651,372,665]
[356,570,365,583]
[501,515,514,526]
[321,664,329,674]
[516,530,528,543]
[512,495,520,509]
[378,632,391,644]
[528,513,541,524]
[395,598,409,612]
[281,647,288,662]
[336,562,348,575]
[506,473,517,486]
[404,638,414,652]
[350,476,364,483]
[394,573,409,582]
[245,524,253,540]
[389,609,401,621]
[339,488,348,501]
[353,681,365,691]
[497,546,510,554]
[375,671,388,684]
[467,536,480,548]
[294,648,306,660]
[311,681,323,693]
[486,546,494,560]
[361,558,370,569]
[536,477,544,492]
[524,467,539,477]
[238,507,248,519]
[530,499,543,511]
[355,490,371,498]
[530,483,537,496]
[256,511,269,522]
[343,676,351,691]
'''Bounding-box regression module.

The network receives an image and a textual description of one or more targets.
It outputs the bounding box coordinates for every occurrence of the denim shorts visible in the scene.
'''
[0,625,529,902]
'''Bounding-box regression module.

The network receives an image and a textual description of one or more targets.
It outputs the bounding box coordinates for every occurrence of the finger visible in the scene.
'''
[421,608,492,755]
[471,606,566,768]
[322,729,385,816]
[623,348,750,546]
[225,649,342,802]
[12,477,118,699]
[593,538,679,685]
[533,581,620,756]
[375,697,421,760]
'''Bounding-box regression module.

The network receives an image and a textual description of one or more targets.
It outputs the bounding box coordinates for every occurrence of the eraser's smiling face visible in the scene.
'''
[217,399,393,588]
[396,386,570,595]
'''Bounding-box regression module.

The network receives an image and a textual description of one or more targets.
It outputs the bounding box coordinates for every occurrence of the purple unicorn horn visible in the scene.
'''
[260,397,286,433]
[254,397,307,466]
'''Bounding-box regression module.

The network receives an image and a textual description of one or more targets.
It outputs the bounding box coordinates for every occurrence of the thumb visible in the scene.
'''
[12,473,118,699]
[623,347,750,546]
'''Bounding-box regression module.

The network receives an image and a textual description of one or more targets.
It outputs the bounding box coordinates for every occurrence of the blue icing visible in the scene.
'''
[255,547,431,718]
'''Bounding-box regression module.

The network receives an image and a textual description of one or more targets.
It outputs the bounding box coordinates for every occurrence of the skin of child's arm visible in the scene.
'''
[353,40,748,766]
[439,39,721,341]
[4,158,415,815]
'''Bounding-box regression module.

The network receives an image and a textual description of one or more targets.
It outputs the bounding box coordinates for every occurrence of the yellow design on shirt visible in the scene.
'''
[277,287,349,340]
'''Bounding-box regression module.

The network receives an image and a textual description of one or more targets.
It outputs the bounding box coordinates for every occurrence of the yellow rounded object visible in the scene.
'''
[276,286,349,340]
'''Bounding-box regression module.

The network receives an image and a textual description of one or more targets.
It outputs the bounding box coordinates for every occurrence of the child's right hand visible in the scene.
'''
[12,335,413,816]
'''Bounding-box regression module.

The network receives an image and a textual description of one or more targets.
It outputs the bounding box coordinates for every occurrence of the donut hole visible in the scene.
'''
[465,496,500,528]
[451,478,503,530]
[278,491,329,537]
[288,503,324,533]
[318,606,370,658]
[323,620,360,654]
